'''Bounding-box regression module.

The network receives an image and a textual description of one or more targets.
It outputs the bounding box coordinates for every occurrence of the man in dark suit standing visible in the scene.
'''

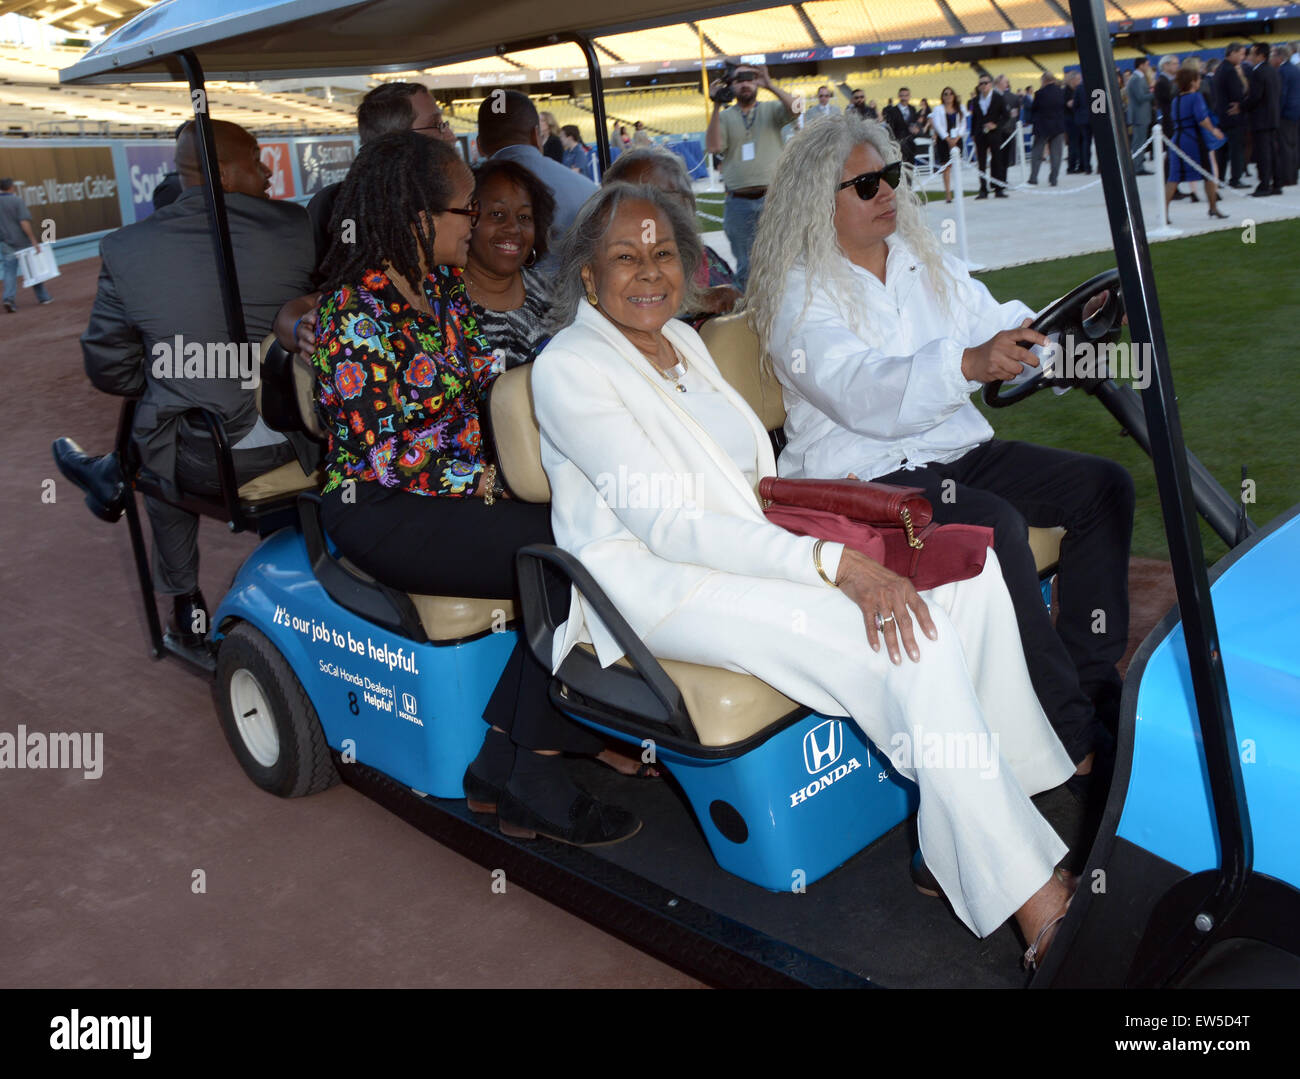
[881,86,921,164]
[1214,43,1250,187]
[971,73,1009,198]
[55,119,317,644]
[1273,44,1299,186]
[1065,71,1093,173]
[1028,72,1067,186]
[1245,42,1283,195]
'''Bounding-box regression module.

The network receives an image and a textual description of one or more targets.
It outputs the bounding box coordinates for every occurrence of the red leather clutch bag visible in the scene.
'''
[758,476,933,535]
[759,478,991,591]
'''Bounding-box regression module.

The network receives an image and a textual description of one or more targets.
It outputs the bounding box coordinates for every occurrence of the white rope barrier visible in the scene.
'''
[1159,128,1243,196]
[961,132,1157,196]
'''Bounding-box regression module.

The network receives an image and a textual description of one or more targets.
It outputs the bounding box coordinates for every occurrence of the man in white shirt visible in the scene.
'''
[769,238,1134,764]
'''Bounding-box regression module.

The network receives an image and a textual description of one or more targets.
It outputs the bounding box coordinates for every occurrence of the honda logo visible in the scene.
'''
[803,720,843,774]
[401,693,417,715]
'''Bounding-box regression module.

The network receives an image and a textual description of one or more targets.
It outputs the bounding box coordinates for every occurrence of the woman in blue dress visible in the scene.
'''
[1166,67,1227,218]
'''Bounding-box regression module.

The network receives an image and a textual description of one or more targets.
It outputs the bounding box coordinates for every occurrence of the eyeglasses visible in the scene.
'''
[838,162,903,202]
[443,198,480,227]
[413,120,452,133]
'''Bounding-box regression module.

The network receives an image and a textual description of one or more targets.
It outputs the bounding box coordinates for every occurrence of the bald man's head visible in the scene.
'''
[176,120,271,197]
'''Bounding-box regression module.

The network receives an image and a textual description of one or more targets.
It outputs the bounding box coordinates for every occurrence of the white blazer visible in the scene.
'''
[531,302,845,671]
[930,104,967,142]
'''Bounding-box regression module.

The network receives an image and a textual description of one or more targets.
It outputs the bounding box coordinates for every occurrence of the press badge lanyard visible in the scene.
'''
[740,104,757,162]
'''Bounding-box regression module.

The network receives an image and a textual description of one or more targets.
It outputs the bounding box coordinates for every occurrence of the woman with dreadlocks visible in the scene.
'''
[312,131,641,846]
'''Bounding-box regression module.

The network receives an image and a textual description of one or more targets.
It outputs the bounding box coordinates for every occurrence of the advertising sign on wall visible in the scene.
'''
[259,141,295,199]
[1,145,121,239]
[294,138,355,197]
[122,143,175,222]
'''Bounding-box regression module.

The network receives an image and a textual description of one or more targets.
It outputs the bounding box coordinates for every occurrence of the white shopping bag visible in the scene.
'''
[15,245,60,288]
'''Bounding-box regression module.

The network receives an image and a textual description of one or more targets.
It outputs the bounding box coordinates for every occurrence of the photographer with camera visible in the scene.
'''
[705,63,798,289]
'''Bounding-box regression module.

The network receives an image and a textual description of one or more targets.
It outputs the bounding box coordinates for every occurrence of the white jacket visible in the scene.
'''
[930,104,967,141]
[532,302,844,670]
[768,236,1033,481]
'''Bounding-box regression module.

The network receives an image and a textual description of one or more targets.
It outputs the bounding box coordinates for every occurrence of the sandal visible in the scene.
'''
[1023,910,1067,973]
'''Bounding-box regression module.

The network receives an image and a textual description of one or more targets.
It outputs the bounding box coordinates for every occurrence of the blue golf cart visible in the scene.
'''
[59,0,1300,987]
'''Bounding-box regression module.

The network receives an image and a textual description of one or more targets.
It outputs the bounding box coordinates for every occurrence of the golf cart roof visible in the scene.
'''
[59,0,772,84]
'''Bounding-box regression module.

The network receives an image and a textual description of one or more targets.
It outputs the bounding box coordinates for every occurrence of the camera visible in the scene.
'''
[710,61,738,105]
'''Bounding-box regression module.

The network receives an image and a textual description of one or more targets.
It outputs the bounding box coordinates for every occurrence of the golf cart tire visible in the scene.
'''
[215,621,340,798]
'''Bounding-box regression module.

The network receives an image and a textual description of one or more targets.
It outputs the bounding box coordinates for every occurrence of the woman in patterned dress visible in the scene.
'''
[312,131,640,846]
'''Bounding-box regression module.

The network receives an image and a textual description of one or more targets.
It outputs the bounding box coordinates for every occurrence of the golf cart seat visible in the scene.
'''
[259,336,515,643]
[489,361,916,892]
[698,312,1067,576]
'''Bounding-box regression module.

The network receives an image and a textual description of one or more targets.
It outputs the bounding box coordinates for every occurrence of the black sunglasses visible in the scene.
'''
[443,197,480,227]
[838,162,903,202]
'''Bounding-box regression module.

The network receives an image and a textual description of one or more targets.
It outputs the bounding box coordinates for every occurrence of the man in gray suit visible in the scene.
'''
[1127,57,1155,174]
[55,119,316,644]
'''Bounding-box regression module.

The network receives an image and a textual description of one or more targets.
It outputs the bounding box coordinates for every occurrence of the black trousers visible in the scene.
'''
[1217,125,1246,184]
[1251,127,1277,189]
[875,440,1134,762]
[975,133,1008,192]
[1067,122,1091,172]
[321,484,602,754]
[145,434,297,595]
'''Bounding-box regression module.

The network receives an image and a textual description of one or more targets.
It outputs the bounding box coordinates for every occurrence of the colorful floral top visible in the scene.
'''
[313,266,497,497]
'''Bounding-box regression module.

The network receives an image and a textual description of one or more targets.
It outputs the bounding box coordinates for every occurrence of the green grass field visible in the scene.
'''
[974,219,1300,562]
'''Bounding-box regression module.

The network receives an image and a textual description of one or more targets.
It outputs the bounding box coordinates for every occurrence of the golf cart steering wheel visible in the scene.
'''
[983,269,1124,408]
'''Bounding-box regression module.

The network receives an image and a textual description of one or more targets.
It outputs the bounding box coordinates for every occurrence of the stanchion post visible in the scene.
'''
[952,155,977,270]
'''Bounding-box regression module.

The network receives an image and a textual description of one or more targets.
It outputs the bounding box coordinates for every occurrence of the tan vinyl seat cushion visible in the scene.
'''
[1028,525,1066,574]
[409,595,517,641]
[237,460,319,502]
[489,365,550,503]
[699,311,788,432]
[334,555,516,641]
[577,645,801,747]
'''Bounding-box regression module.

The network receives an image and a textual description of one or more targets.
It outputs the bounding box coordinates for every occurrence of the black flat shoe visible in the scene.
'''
[168,589,209,649]
[910,850,941,897]
[51,438,126,522]
[463,766,503,814]
[497,786,641,847]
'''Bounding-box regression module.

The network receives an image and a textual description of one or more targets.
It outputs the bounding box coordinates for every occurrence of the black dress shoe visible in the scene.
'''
[497,786,641,847]
[994,189,1008,198]
[463,765,504,814]
[910,850,941,898]
[1228,180,1247,189]
[975,191,989,200]
[51,438,126,522]
[168,590,209,648]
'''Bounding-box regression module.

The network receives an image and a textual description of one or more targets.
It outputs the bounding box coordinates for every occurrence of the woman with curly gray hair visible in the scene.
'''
[534,178,1080,966]
[746,113,1133,825]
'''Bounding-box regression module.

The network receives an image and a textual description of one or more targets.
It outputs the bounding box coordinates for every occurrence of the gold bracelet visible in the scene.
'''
[813,539,837,588]
[482,464,498,506]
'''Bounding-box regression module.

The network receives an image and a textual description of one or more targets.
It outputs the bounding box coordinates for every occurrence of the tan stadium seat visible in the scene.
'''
[700,312,1066,575]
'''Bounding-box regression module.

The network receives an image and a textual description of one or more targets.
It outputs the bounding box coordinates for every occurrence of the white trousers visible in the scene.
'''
[642,551,1075,937]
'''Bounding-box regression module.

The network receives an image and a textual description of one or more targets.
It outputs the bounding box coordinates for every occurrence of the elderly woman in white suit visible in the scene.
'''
[531,182,1077,967]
